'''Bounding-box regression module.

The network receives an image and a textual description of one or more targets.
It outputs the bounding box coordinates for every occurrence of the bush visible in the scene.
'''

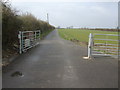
[2,1,22,50]
[19,13,55,33]
[2,1,55,51]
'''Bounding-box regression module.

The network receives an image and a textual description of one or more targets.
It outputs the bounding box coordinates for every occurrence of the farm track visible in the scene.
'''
[3,29,118,88]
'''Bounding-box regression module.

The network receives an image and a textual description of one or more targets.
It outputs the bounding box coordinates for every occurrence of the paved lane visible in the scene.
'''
[3,29,118,88]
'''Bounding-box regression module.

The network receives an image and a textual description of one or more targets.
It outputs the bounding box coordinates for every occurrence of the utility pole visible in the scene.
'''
[47,13,49,24]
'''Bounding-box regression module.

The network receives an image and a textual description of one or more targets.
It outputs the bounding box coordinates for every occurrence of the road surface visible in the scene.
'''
[3,29,118,88]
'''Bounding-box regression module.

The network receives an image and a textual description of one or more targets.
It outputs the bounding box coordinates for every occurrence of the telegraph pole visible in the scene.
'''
[47,13,49,24]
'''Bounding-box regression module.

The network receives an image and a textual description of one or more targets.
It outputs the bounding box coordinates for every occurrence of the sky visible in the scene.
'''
[10,0,118,28]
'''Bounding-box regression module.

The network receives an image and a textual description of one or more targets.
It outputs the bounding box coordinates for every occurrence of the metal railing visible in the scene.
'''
[87,33,119,58]
[18,30,41,54]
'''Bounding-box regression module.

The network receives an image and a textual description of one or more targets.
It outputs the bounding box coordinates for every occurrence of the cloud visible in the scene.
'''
[11,2,118,28]
[90,6,106,13]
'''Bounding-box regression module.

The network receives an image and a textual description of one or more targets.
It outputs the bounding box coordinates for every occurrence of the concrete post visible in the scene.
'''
[88,33,93,58]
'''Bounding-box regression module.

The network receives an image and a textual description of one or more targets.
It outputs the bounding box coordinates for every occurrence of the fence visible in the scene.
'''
[18,30,41,54]
[87,33,119,58]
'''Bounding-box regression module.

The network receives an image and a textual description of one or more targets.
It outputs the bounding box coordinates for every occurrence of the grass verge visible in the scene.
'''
[41,29,54,39]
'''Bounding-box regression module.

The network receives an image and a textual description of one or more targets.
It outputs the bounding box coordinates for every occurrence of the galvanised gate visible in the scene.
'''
[18,30,41,54]
[87,33,119,59]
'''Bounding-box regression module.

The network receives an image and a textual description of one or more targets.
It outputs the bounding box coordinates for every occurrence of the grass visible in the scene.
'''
[58,29,118,56]
[58,29,118,44]
[40,29,53,39]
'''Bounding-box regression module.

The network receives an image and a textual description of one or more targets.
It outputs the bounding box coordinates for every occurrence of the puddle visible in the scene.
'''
[11,71,24,77]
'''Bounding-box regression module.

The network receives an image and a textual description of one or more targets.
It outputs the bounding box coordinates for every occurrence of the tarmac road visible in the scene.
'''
[3,29,118,88]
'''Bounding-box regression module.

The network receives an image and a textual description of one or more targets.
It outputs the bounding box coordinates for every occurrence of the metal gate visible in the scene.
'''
[87,33,119,58]
[18,30,41,54]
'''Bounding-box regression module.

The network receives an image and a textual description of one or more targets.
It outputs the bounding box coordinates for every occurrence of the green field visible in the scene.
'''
[58,29,118,55]
[58,29,118,45]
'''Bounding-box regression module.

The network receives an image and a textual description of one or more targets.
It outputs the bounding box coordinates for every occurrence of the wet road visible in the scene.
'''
[3,29,118,88]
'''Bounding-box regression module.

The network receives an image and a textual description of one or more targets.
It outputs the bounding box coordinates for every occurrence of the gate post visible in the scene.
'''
[39,30,41,40]
[35,31,37,41]
[18,31,22,54]
[88,33,93,58]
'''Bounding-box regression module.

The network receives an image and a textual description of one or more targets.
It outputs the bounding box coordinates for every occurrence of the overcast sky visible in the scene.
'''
[11,0,118,28]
